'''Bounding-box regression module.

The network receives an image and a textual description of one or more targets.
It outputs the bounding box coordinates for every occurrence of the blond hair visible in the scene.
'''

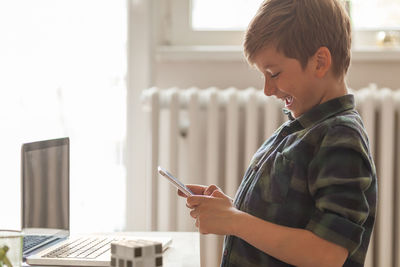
[244,0,351,77]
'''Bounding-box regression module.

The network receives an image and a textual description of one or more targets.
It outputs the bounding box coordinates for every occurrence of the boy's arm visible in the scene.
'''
[188,191,348,267]
[232,210,348,267]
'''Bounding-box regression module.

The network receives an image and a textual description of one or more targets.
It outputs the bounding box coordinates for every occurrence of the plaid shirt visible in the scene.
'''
[221,94,377,267]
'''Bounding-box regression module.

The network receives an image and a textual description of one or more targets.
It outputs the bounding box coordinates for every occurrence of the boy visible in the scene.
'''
[179,0,377,266]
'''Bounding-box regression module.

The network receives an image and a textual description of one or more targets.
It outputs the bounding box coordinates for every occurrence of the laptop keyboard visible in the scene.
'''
[43,237,115,259]
[24,235,55,251]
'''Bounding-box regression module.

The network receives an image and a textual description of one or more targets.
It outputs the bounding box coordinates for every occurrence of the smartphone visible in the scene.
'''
[157,166,194,197]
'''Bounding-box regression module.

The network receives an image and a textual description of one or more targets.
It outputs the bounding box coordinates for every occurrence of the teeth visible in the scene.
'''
[285,96,293,105]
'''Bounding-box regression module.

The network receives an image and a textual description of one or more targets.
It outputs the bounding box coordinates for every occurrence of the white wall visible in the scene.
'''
[348,61,400,89]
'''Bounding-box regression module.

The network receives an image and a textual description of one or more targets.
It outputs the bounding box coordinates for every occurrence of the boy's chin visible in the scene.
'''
[291,109,303,118]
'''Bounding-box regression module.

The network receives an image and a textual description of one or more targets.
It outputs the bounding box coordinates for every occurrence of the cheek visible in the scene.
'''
[282,73,309,95]
[275,77,293,93]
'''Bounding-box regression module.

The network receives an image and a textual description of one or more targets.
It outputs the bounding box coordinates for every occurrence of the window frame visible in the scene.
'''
[164,0,400,49]
[167,0,244,46]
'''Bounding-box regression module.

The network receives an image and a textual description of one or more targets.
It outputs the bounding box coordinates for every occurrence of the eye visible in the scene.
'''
[271,72,281,78]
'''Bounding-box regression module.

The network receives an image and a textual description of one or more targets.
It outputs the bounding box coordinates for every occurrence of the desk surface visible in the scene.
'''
[24,231,200,267]
[128,231,200,267]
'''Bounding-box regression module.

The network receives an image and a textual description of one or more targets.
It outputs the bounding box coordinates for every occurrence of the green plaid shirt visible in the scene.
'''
[221,94,377,267]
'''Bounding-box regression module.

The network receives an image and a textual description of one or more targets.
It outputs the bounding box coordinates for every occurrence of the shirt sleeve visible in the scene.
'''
[305,124,374,255]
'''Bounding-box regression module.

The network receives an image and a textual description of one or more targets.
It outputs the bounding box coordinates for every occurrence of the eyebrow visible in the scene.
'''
[264,64,277,69]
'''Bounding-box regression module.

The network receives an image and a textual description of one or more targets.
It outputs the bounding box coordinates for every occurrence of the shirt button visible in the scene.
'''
[282,131,287,137]
[223,250,228,256]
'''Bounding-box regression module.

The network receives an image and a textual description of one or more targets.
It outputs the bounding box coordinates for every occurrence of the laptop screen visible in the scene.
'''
[21,138,69,231]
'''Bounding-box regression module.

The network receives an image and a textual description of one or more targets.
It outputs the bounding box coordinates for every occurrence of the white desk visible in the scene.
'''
[127,231,200,267]
[24,231,200,267]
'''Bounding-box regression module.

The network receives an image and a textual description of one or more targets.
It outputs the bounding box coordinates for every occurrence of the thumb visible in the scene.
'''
[211,189,226,198]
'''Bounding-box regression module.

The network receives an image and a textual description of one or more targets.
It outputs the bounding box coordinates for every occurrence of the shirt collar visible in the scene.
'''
[283,94,355,129]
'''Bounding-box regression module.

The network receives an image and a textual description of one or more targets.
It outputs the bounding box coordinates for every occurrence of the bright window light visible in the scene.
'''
[351,0,400,28]
[0,0,126,232]
[191,0,400,30]
[191,0,264,30]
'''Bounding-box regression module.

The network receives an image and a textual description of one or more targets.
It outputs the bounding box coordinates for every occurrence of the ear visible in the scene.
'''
[313,46,332,78]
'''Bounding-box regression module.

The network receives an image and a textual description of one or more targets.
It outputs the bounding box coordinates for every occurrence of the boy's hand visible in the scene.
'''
[177,184,221,198]
[186,189,239,235]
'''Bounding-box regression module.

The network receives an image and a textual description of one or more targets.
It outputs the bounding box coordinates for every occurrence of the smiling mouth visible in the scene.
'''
[285,96,293,107]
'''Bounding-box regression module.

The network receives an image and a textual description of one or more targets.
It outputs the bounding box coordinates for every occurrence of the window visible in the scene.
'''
[165,0,400,47]
[351,0,400,28]
[0,0,126,232]
[191,0,263,30]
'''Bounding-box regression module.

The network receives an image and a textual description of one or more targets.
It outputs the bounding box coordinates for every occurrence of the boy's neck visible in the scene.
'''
[319,74,348,105]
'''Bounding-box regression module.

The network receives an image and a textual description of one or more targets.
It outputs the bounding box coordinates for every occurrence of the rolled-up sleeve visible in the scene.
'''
[306,125,373,255]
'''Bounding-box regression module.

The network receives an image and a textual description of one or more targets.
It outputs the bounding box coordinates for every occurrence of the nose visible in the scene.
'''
[263,75,276,96]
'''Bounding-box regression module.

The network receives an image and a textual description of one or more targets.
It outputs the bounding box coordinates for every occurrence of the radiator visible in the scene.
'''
[141,85,400,267]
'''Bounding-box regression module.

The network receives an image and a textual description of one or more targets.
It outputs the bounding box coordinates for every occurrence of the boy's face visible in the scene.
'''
[253,45,327,118]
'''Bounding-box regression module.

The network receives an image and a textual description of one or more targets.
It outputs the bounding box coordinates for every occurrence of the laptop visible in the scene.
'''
[21,138,171,266]
[21,137,70,258]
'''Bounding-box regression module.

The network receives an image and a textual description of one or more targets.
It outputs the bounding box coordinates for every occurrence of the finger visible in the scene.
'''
[186,197,201,208]
[211,189,225,198]
[186,195,210,206]
[204,184,220,196]
[186,203,195,209]
[185,184,207,195]
[178,189,188,198]
[190,209,199,219]
[211,190,234,203]
[195,218,199,228]
[186,201,198,209]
